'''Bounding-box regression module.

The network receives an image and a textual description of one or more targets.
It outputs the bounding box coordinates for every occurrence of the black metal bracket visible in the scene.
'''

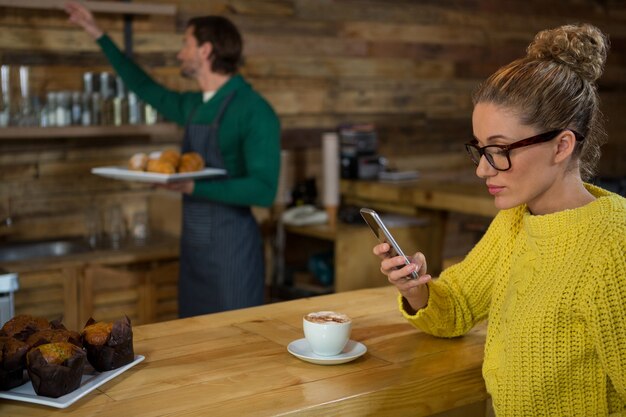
[123,0,133,58]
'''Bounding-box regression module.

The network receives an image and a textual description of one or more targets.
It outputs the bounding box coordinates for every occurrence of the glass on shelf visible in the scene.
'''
[113,76,128,126]
[71,91,82,125]
[0,65,11,127]
[55,91,72,127]
[81,92,92,126]
[91,92,102,126]
[46,91,57,127]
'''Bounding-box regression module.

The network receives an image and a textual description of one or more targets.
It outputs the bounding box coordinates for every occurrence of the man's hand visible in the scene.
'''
[64,1,103,40]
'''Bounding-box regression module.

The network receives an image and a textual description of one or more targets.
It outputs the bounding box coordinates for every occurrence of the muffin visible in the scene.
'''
[159,149,181,168]
[128,152,149,171]
[1,314,51,341]
[26,327,82,350]
[146,159,176,174]
[81,316,134,372]
[178,152,205,173]
[0,336,29,390]
[26,342,86,398]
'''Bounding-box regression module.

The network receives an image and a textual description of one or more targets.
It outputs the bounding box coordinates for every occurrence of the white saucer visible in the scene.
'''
[287,338,367,365]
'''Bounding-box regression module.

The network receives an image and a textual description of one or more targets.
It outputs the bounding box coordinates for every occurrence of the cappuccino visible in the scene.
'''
[304,311,350,324]
[303,311,352,356]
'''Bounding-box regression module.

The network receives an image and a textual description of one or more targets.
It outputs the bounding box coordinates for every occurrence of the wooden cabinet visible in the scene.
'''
[81,259,178,327]
[14,258,178,331]
[9,236,180,330]
[276,217,434,296]
[14,267,81,331]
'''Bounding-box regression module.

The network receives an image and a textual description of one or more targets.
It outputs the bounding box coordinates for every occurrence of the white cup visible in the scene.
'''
[303,311,352,356]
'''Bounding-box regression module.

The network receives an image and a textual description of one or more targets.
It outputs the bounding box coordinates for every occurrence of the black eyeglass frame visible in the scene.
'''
[464,129,584,171]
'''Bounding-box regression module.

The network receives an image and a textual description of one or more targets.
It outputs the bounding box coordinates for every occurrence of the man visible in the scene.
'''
[65,2,281,317]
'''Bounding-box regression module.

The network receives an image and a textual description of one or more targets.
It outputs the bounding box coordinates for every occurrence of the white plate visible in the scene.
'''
[0,354,145,409]
[287,339,366,365]
[91,166,227,184]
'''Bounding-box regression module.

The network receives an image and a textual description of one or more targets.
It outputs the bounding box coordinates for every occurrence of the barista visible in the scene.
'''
[65,2,281,317]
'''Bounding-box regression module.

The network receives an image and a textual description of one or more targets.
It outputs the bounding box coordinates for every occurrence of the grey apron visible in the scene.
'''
[178,92,265,318]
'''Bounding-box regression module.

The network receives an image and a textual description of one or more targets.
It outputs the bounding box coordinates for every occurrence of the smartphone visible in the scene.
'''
[359,208,419,279]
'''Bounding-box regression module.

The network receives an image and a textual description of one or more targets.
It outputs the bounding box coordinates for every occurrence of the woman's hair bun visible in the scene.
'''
[526,23,609,82]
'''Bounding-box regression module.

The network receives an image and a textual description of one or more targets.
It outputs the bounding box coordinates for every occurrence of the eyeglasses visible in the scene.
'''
[464,129,584,171]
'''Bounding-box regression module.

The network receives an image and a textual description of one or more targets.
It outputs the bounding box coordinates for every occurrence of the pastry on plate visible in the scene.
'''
[146,159,176,174]
[81,316,134,372]
[128,152,149,171]
[178,152,205,173]
[159,149,181,168]
[26,342,86,398]
[26,326,82,350]
[1,314,51,341]
[0,336,30,390]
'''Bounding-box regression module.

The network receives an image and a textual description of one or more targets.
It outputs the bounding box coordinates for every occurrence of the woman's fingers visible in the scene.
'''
[373,242,390,258]
[410,252,428,276]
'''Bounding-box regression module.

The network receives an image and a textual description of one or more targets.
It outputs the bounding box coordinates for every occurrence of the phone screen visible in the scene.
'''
[360,208,418,279]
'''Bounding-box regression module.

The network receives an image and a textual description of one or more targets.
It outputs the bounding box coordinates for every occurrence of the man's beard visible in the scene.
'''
[180,66,196,79]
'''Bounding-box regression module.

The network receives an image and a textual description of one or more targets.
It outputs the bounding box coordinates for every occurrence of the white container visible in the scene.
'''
[0,269,19,327]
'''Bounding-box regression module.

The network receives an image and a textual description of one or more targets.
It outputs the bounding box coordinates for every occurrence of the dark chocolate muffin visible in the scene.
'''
[0,336,30,390]
[26,342,86,398]
[81,316,134,372]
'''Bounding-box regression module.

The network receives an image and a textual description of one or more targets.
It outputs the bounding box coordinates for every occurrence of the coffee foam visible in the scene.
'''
[304,311,351,324]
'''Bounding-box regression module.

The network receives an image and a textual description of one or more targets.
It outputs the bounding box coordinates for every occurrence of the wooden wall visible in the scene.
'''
[0,0,625,242]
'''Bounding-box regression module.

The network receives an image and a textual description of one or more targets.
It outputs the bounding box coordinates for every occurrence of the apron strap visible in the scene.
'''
[212,91,237,126]
[204,91,236,157]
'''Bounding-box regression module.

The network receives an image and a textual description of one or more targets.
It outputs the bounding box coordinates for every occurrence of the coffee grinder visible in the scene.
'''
[339,124,381,180]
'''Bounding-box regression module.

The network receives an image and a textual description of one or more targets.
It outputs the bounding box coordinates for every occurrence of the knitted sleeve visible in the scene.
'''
[97,34,199,125]
[585,227,626,406]
[400,207,521,337]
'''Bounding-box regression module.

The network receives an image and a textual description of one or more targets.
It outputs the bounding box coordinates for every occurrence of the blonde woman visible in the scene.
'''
[374,24,625,416]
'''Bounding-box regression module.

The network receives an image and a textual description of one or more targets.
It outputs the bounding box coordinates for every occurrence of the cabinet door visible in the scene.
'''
[14,267,81,331]
[81,259,179,326]
[335,224,431,292]
[81,264,146,326]
[145,260,179,323]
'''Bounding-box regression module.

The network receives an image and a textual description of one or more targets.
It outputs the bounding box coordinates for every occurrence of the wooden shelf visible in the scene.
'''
[0,123,180,140]
[0,0,176,16]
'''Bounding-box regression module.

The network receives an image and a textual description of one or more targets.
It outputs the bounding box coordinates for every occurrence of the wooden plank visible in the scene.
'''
[170,0,294,18]
[0,124,180,140]
[14,302,66,320]
[243,56,455,79]
[14,269,65,287]
[244,33,368,57]
[94,289,140,305]
[0,0,176,16]
[341,21,487,45]
[62,266,81,331]
[15,288,64,306]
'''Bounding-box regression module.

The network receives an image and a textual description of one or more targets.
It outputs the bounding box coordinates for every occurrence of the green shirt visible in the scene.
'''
[97,35,281,207]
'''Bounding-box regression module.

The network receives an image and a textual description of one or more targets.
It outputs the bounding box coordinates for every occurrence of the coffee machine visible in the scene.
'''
[339,124,381,180]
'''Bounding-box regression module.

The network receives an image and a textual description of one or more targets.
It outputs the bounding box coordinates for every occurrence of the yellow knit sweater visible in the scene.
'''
[400,184,626,416]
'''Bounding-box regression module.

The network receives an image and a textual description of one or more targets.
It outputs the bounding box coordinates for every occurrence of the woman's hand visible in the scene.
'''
[373,243,432,314]
[64,1,103,39]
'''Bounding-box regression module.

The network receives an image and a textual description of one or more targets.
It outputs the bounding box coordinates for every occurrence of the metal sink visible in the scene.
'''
[0,238,93,263]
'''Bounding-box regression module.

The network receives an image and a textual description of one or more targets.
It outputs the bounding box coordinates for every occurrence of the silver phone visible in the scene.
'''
[360,208,418,279]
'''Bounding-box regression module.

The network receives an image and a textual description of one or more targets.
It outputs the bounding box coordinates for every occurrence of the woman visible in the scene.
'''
[374,24,625,416]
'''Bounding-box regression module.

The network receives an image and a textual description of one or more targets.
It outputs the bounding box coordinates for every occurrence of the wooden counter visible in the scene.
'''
[341,172,498,218]
[2,286,489,416]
